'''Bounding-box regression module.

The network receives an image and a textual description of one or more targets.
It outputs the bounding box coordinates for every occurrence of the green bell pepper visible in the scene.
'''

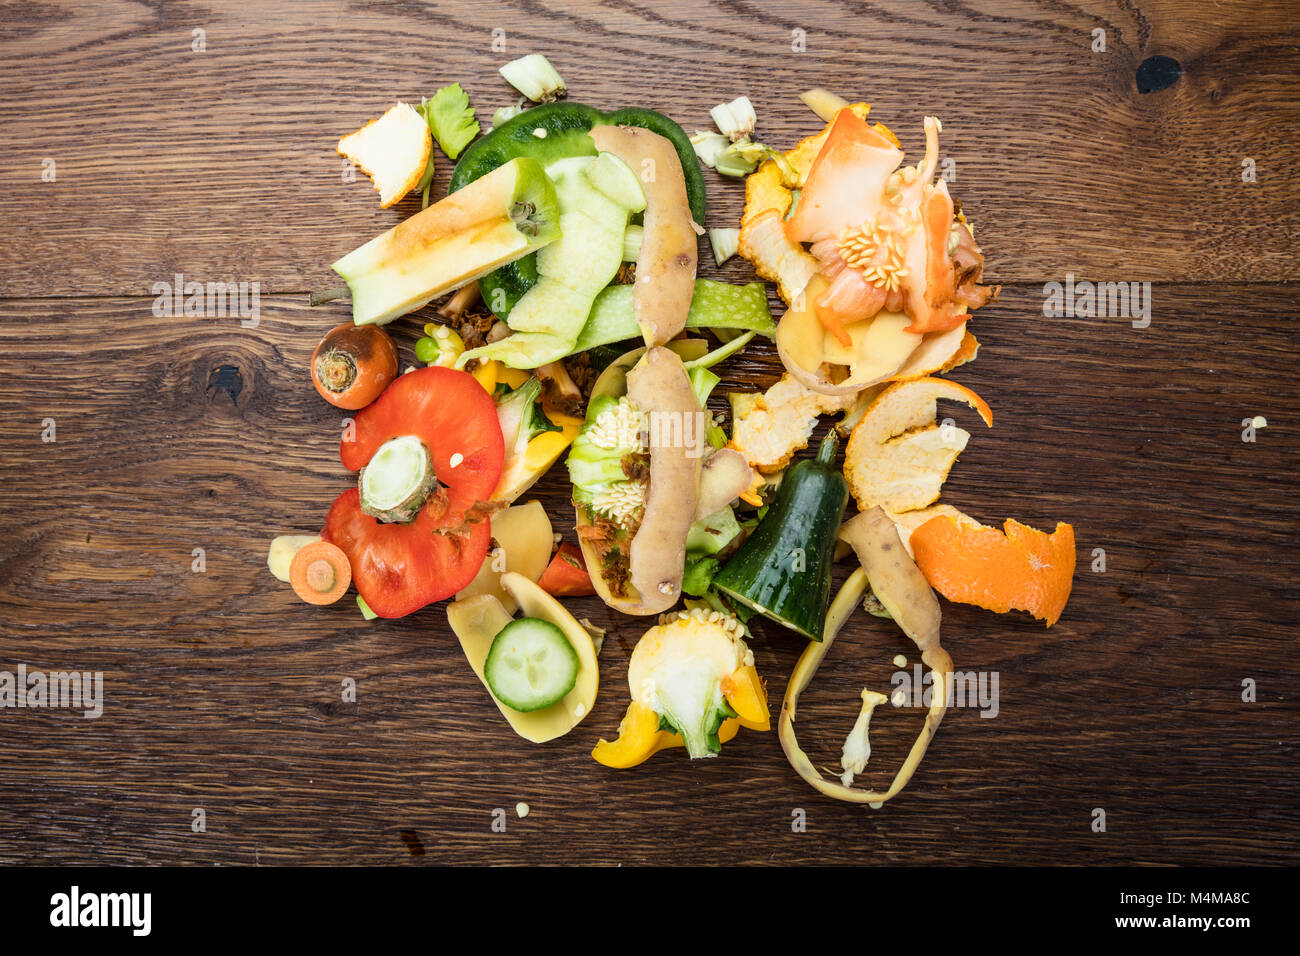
[449,102,707,319]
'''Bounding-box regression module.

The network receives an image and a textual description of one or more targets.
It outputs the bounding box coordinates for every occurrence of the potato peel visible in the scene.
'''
[778,566,953,806]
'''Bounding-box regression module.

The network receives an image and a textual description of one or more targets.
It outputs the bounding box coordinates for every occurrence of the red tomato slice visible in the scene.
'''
[323,366,504,618]
[323,489,493,618]
[537,542,596,597]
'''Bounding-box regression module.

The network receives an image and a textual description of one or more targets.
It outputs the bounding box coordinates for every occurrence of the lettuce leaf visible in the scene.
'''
[422,83,479,160]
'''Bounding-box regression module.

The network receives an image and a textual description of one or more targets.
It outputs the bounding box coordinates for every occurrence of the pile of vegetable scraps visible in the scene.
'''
[267,58,1076,808]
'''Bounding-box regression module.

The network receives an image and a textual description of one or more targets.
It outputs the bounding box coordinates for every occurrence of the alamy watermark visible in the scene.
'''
[152,272,260,328]
[646,410,710,459]
[891,664,999,718]
[1043,273,1151,328]
[0,664,103,718]
[50,886,150,936]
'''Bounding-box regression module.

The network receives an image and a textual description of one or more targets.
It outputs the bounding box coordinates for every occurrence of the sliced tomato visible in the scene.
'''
[323,366,504,618]
[323,489,493,617]
[339,366,502,509]
[537,542,595,597]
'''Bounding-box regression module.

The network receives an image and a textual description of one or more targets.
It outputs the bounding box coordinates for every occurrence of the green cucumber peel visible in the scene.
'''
[571,279,773,355]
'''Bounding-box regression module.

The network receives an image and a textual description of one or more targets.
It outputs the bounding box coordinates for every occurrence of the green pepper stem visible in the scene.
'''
[816,430,840,466]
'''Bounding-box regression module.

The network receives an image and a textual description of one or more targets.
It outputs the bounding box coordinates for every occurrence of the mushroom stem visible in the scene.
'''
[439,281,482,321]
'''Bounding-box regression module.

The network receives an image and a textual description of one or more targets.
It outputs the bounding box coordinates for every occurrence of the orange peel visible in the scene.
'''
[907,513,1077,627]
[844,377,993,513]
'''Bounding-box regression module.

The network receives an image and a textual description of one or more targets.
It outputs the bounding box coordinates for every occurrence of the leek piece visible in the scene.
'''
[682,331,755,371]
[500,54,567,103]
[492,104,524,128]
[690,130,730,169]
[689,365,721,408]
[708,228,739,267]
[710,96,756,142]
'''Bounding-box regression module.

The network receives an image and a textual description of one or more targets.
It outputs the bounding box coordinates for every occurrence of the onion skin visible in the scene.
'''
[311,323,399,410]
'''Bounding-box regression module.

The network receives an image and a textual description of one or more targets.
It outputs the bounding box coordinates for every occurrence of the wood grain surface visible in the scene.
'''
[0,0,1297,866]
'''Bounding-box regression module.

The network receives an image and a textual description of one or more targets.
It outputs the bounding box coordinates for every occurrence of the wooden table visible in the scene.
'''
[1,0,1295,866]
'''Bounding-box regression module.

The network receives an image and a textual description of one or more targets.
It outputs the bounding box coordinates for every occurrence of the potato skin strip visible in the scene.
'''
[778,567,954,805]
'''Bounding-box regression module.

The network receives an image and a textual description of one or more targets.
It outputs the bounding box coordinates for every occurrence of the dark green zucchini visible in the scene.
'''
[712,431,849,641]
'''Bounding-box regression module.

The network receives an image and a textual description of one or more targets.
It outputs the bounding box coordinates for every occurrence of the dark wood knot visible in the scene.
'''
[1136,56,1182,94]
[207,364,243,403]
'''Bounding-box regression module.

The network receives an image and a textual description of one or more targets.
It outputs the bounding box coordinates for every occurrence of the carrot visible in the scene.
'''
[311,323,399,410]
[289,541,352,605]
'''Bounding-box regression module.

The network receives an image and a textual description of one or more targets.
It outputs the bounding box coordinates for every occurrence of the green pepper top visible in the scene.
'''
[449,102,707,319]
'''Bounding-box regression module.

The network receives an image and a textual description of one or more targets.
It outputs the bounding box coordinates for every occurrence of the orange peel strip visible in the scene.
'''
[909,514,1077,627]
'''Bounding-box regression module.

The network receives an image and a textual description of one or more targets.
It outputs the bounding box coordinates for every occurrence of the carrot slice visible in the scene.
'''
[289,541,352,606]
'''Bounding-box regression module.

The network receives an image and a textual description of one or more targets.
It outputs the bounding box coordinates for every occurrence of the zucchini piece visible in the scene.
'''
[712,431,849,640]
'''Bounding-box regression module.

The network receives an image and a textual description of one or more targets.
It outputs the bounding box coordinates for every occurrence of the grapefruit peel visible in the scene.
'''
[739,103,996,397]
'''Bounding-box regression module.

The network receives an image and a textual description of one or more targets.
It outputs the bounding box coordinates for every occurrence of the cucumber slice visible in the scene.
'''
[484,617,580,712]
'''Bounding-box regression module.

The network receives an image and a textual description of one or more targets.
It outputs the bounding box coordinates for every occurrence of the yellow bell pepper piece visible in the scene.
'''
[497,365,531,390]
[471,359,500,394]
[523,424,580,472]
[721,664,771,731]
[592,701,661,768]
[593,703,744,769]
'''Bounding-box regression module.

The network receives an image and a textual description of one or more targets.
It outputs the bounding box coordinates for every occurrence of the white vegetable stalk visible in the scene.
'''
[690,130,730,169]
[840,689,889,787]
[708,228,739,267]
[491,104,525,130]
[500,54,567,103]
[622,224,644,262]
[710,96,757,142]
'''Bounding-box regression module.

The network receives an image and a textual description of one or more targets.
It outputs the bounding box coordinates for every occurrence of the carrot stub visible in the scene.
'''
[289,541,352,606]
